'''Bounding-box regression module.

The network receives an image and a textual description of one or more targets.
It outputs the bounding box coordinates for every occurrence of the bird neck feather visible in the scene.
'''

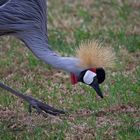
[20,32,83,75]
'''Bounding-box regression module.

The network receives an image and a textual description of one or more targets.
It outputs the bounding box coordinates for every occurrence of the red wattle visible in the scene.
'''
[70,73,78,85]
[90,68,96,73]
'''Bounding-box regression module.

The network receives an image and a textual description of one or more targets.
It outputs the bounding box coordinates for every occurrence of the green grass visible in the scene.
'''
[0,0,140,139]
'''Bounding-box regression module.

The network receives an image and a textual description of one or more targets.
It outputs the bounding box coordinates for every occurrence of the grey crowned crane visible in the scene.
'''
[0,0,115,116]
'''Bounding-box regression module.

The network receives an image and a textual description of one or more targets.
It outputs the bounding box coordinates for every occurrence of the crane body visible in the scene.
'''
[0,0,115,116]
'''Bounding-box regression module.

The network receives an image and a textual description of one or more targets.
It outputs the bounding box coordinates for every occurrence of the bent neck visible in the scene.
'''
[20,32,83,75]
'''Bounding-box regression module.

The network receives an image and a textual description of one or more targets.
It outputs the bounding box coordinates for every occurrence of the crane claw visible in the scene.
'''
[26,96,66,116]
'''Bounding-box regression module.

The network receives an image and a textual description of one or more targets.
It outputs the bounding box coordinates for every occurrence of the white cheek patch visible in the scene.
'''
[83,70,97,85]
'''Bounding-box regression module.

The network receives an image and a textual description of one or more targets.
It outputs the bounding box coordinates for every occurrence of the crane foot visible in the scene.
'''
[27,96,65,116]
[0,82,65,117]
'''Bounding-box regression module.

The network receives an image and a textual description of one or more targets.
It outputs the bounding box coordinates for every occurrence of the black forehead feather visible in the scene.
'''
[96,68,105,84]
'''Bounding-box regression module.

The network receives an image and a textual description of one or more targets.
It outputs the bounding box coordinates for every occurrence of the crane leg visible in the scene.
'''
[0,82,65,117]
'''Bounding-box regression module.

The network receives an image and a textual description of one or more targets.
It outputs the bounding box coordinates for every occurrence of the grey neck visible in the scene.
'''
[19,32,83,75]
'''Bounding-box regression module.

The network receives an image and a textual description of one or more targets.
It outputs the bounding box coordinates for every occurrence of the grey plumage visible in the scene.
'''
[0,0,82,74]
[0,0,47,36]
[0,0,83,116]
[0,0,104,116]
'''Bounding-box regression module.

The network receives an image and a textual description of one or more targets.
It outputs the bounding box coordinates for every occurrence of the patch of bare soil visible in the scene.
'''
[0,103,139,139]
[67,103,139,119]
[98,103,139,115]
[0,105,63,132]
[129,1,140,9]
[65,103,139,139]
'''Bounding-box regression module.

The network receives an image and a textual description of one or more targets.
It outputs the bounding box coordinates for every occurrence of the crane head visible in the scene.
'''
[70,40,115,98]
[70,68,105,98]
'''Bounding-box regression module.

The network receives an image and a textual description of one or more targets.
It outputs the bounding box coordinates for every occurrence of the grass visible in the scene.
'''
[0,0,140,139]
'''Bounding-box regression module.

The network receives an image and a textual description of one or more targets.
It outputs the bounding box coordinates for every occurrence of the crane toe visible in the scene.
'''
[27,98,65,116]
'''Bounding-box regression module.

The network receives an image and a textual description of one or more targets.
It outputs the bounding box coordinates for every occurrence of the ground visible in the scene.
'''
[0,0,140,139]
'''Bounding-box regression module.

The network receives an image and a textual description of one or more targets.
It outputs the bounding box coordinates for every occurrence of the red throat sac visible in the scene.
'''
[70,73,78,85]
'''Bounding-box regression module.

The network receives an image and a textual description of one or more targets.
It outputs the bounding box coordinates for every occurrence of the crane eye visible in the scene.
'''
[83,70,96,85]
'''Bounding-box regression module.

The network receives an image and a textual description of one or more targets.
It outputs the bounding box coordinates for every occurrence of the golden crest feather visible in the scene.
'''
[76,40,116,69]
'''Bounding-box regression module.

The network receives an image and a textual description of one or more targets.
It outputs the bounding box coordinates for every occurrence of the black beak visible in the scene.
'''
[90,77,103,98]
